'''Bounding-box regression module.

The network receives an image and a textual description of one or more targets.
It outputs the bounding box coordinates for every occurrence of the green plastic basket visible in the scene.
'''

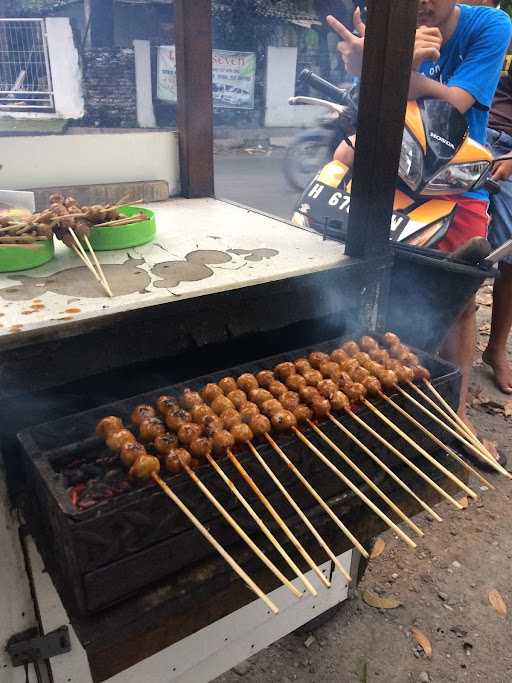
[88,206,156,251]
[0,238,55,272]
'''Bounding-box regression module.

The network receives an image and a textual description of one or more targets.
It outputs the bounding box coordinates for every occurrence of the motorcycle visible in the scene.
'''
[289,70,499,249]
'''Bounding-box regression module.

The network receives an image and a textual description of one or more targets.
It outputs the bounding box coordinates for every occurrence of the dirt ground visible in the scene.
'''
[216,283,512,683]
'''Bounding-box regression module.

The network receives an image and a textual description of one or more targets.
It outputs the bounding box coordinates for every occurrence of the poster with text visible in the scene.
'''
[157,47,256,109]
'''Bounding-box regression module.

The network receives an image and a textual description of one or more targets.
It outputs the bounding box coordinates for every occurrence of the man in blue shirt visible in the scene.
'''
[327,1,511,467]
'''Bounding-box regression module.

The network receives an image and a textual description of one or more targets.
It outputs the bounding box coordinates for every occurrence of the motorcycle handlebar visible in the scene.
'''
[485,178,500,195]
[299,69,352,106]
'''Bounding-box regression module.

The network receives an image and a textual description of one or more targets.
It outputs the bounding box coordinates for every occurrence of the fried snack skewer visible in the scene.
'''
[179,457,304,596]
[327,412,443,522]
[379,392,492,492]
[226,449,326,591]
[205,453,303,597]
[306,419,424,537]
[152,472,279,614]
[394,384,510,478]
[292,428,417,549]
[246,441,352,582]
[264,433,369,558]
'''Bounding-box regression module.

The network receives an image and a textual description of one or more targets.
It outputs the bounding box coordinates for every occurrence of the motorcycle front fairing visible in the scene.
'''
[292,160,457,249]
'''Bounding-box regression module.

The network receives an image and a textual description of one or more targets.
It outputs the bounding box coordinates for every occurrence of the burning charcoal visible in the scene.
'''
[78,497,98,510]
[68,483,85,507]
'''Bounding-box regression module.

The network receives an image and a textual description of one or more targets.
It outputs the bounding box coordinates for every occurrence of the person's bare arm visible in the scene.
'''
[408,73,476,113]
[491,157,512,181]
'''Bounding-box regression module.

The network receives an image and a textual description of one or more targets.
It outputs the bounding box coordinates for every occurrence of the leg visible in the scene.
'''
[483,261,512,393]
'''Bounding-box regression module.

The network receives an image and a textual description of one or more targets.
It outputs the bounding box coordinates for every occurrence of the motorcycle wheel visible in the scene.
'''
[283,130,335,191]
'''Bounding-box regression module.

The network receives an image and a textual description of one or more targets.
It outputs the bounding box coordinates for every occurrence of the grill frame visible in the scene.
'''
[19,336,461,616]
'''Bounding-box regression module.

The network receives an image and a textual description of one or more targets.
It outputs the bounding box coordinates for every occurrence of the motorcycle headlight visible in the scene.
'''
[399,128,424,191]
[424,161,490,195]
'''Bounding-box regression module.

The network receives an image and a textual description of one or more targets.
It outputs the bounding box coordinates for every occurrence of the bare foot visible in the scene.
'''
[482,348,512,394]
[459,413,502,465]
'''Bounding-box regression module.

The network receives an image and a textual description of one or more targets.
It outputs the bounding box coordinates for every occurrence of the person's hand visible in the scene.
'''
[412,26,442,70]
[327,8,366,77]
[491,156,512,181]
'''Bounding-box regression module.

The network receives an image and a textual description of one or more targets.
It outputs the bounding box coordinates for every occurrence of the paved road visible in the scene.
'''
[214,150,301,220]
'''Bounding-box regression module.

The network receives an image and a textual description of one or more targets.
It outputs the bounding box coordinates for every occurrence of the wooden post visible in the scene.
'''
[89,0,114,48]
[345,0,418,259]
[175,0,214,198]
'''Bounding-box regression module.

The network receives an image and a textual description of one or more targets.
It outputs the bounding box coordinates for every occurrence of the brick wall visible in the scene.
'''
[82,48,137,127]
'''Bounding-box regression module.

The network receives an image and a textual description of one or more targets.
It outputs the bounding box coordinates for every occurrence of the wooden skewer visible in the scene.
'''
[264,433,369,559]
[328,413,443,522]
[83,235,114,298]
[151,473,278,614]
[306,420,424,537]
[205,454,303,598]
[93,216,145,228]
[227,449,325,592]
[363,399,475,500]
[292,428,417,549]
[419,380,508,476]
[180,459,302,597]
[68,228,112,298]
[395,384,511,479]
[381,393,494,491]
[346,407,460,510]
[246,441,352,583]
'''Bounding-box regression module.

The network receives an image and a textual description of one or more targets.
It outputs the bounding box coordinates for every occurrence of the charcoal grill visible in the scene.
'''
[19,337,461,619]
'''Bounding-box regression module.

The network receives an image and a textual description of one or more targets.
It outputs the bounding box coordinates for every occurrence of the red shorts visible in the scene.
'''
[436,197,489,252]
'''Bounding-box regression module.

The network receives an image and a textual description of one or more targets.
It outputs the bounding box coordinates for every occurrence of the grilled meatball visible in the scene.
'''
[237,373,259,393]
[189,437,213,459]
[226,389,248,410]
[377,369,398,391]
[239,402,260,424]
[330,391,350,412]
[279,391,301,411]
[120,442,147,468]
[268,380,288,398]
[351,366,370,384]
[395,365,415,384]
[129,454,160,480]
[222,408,242,430]
[96,416,124,438]
[165,408,192,432]
[340,358,359,375]
[249,388,273,406]
[218,376,238,395]
[286,373,307,392]
[292,404,313,423]
[319,361,342,381]
[354,351,372,366]
[359,335,379,352]
[363,377,382,397]
[156,395,178,415]
[180,389,203,411]
[338,371,353,389]
[191,403,215,424]
[303,370,323,387]
[139,417,166,443]
[165,448,192,473]
[211,396,235,416]
[345,382,367,403]
[311,397,331,417]
[202,383,224,403]
[330,349,349,364]
[249,414,271,436]
[131,404,156,426]
[384,358,402,371]
[177,422,203,445]
[212,429,235,456]
[256,370,275,388]
[299,385,321,403]
[274,362,296,381]
[368,348,388,364]
[308,351,330,369]
[318,379,338,399]
[413,366,431,381]
[154,432,179,456]
[261,399,284,416]
[403,352,420,367]
[294,358,311,374]
[382,332,401,347]
[203,415,224,436]
[342,341,360,357]
[389,343,407,360]
[271,410,297,431]
[230,423,254,443]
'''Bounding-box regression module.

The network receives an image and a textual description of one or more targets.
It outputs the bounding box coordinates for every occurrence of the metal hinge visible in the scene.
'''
[6,626,71,667]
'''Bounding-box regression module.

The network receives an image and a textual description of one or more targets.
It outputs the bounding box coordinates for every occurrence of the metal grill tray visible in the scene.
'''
[19,336,460,615]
